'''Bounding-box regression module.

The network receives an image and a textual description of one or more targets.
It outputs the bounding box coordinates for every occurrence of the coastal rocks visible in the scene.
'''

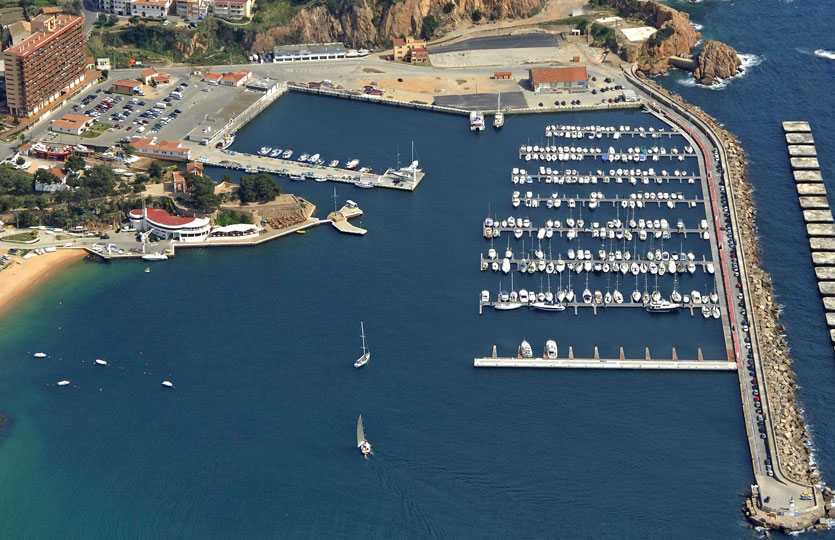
[253,0,543,52]
[694,40,743,85]
[603,0,700,76]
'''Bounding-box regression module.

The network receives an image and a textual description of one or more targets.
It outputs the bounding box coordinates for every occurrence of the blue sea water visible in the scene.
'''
[1,1,833,537]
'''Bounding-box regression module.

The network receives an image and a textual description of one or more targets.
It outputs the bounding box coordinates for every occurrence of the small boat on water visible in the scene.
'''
[57,380,70,386]
[354,321,370,368]
[142,253,168,261]
[282,149,293,159]
[298,153,310,162]
[346,159,360,170]
[519,339,533,358]
[270,148,282,157]
[161,380,174,388]
[94,359,108,366]
[645,299,681,313]
[215,132,235,149]
[493,94,504,129]
[33,352,47,358]
[329,160,339,167]
[470,111,485,131]
[144,267,150,273]
[357,415,372,456]
[544,339,558,359]
[258,146,271,156]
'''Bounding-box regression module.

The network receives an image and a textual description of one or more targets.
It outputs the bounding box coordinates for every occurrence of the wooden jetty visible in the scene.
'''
[474,345,735,370]
[782,121,835,346]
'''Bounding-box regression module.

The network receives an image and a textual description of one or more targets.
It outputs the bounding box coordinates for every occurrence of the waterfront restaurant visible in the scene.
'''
[128,207,211,242]
[529,66,589,93]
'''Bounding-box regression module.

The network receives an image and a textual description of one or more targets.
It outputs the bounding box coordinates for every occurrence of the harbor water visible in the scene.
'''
[2,0,835,532]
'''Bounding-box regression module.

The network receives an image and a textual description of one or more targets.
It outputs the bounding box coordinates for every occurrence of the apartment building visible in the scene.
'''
[3,14,87,118]
[212,0,253,20]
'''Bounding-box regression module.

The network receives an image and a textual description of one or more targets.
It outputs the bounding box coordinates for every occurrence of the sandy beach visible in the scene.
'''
[0,249,87,318]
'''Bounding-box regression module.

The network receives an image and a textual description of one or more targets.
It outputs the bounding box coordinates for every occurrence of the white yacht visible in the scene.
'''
[518,340,533,358]
[357,415,372,456]
[94,359,108,366]
[544,340,558,359]
[161,380,174,388]
[354,321,370,368]
[57,380,70,386]
[142,253,168,261]
[470,111,485,132]
[33,352,47,358]
[493,94,504,129]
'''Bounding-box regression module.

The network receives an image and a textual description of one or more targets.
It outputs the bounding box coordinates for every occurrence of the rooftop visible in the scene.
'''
[129,208,199,227]
[112,79,140,88]
[530,66,589,84]
[52,113,93,130]
[130,137,189,153]
[273,42,347,55]
[4,14,83,57]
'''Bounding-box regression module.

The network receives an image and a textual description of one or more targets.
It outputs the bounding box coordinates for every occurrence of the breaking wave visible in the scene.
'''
[814,49,835,60]
[676,53,763,90]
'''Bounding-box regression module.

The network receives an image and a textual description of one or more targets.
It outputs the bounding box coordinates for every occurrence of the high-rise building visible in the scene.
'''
[3,14,87,119]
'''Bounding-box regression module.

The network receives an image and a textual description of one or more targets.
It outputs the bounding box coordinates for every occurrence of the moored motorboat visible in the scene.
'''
[544,339,558,359]
[518,340,533,358]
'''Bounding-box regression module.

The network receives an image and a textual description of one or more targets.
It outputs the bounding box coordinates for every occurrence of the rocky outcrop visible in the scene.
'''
[693,39,742,85]
[252,0,543,52]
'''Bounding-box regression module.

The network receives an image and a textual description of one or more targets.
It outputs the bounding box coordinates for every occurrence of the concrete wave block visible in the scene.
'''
[791,157,821,169]
[788,145,818,157]
[807,224,835,236]
[819,281,835,295]
[794,170,823,182]
[799,196,830,209]
[803,210,834,222]
[815,267,835,280]
[813,254,835,266]
[786,132,814,144]
[797,183,827,195]
[823,297,835,311]
[810,238,835,251]
[827,312,835,327]
[782,121,811,132]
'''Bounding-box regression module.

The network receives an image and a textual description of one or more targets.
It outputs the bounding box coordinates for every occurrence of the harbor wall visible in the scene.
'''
[623,65,826,531]
[286,85,642,115]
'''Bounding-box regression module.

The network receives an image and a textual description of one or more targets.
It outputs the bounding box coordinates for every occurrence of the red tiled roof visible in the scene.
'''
[113,79,140,88]
[530,67,588,84]
[141,68,157,78]
[129,208,196,226]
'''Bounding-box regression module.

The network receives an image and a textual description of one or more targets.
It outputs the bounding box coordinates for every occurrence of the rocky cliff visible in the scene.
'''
[252,0,543,53]
[693,39,742,85]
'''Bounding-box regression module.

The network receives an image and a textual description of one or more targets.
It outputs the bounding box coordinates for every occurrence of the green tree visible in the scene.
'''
[148,161,165,179]
[16,210,37,228]
[80,165,117,197]
[15,156,25,166]
[185,173,220,212]
[108,15,119,26]
[96,13,108,26]
[129,15,141,25]
[123,144,136,156]
[238,173,280,204]
[443,1,455,13]
[34,169,61,186]
[64,155,86,172]
[471,9,483,22]
[422,15,439,39]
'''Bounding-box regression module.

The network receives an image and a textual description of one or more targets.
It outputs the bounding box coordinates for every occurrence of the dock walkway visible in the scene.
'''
[474,346,734,370]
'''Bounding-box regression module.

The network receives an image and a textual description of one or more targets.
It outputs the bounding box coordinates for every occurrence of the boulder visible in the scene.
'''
[694,39,743,85]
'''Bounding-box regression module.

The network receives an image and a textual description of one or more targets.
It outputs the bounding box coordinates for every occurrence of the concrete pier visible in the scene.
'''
[782,121,835,346]
[474,346,734,370]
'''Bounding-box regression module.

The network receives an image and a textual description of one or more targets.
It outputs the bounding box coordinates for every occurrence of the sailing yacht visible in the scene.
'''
[354,322,370,368]
[357,415,372,455]
[493,94,504,129]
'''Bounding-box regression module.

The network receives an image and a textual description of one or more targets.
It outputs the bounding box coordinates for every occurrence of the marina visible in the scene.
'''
[509,169,700,184]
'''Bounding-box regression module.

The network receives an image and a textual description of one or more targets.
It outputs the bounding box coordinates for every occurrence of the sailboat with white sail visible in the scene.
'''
[357,415,372,455]
[354,321,370,368]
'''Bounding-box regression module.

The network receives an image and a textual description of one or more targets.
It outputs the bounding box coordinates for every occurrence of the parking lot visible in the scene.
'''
[40,74,253,149]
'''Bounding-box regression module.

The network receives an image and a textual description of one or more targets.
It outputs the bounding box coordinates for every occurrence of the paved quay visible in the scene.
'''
[625,68,825,531]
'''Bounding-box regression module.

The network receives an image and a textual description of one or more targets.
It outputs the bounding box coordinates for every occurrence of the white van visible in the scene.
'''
[154,102,167,109]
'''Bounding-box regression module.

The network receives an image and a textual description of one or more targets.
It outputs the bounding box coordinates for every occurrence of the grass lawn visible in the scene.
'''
[1,230,39,242]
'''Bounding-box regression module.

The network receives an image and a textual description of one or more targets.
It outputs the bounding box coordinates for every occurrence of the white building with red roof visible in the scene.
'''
[130,137,190,161]
[129,207,211,242]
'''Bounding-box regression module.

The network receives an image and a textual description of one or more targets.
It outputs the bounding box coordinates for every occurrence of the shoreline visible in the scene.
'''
[0,250,87,320]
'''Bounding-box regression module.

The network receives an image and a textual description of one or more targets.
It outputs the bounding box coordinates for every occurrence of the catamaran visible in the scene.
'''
[354,321,370,368]
[357,415,372,455]
[470,111,485,131]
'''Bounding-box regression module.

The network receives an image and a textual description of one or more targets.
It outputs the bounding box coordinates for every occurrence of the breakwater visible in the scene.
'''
[624,66,827,532]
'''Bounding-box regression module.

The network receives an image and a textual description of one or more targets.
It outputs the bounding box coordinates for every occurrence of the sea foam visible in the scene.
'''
[676,53,763,90]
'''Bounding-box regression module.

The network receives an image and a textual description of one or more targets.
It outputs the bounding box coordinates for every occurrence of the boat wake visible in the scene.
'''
[676,53,763,90]
[814,49,835,60]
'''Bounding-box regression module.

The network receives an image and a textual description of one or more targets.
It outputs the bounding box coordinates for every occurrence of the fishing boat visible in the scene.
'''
[354,321,370,368]
[94,359,108,366]
[357,415,372,455]
[470,111,485,132]
[161,380,174,388]
[518,339,533,358]
[215,132,236,149]
[346,159,360,170]
[141,253,168,261]
[493,94,504,129]
[33,352,47,358]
